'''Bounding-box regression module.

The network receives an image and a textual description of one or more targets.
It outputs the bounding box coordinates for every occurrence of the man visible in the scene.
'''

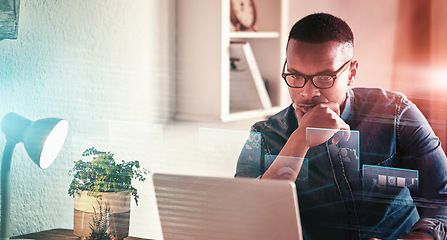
[235,13,447,240]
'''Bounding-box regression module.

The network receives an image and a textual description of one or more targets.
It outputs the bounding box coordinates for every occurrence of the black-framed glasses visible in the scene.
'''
[281,59,352,89]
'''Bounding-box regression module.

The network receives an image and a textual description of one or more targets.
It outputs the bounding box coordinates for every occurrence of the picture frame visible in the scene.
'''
[0,0,20,40]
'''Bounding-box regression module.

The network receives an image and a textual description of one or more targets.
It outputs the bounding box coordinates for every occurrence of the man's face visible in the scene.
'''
[285,39,356,115]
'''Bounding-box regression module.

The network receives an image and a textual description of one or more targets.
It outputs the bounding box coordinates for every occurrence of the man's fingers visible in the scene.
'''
[331,131,351,145]
[343,125,351,141]
[343,131,351,142]
[332,131,343,145]
[293,103,304,122]
[321,102,340,116]
[332,125,351,145]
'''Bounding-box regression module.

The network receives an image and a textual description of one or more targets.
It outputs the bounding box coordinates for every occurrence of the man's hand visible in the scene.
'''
[294,102,350,147]
[262,102,351,181]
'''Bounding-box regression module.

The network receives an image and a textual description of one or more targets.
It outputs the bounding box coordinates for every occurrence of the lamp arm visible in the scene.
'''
[1,139,18,240]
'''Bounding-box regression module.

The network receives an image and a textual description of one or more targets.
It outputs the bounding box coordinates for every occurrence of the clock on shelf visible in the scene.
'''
[230,0,257,31]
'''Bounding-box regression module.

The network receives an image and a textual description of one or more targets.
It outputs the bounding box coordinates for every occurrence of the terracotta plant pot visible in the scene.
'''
[74,191,131,240]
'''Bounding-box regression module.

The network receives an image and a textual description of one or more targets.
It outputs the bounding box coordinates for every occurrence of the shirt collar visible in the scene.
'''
[340,88,353,122]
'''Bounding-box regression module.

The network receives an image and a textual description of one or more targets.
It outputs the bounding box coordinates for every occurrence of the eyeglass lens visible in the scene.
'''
[285,75,334,88]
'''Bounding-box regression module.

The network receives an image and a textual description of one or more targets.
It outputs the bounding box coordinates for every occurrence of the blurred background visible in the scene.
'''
[0,0,446,239]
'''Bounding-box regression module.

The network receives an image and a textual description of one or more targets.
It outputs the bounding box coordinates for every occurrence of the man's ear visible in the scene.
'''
[348,60,358,86]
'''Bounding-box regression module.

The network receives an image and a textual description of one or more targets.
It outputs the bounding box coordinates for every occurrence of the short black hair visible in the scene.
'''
[288,13,354,46]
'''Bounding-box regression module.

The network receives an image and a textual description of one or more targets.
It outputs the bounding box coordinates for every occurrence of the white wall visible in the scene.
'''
[0,0,175,238]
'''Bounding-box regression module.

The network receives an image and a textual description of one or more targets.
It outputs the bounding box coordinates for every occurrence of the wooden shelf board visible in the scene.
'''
[229,31,280,39]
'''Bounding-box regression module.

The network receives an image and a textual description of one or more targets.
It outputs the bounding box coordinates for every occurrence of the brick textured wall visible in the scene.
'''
[0,0,175,238]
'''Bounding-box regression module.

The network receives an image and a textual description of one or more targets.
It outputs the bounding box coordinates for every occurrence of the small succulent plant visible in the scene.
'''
[86,200,116,240]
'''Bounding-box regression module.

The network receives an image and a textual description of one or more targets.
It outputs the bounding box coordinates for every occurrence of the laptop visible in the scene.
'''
[152,173,303,240]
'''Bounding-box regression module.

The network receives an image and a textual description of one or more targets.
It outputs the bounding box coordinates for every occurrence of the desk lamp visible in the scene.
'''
[0,112,68,240]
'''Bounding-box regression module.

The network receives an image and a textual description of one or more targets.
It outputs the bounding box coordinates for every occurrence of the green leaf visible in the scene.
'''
[68,147,149,205]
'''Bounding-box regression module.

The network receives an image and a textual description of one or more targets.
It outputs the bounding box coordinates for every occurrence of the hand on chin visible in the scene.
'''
[292,101,349,147]
[293,100,334,120]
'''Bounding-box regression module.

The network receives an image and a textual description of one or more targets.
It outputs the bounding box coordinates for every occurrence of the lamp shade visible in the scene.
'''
[1,112,68,169]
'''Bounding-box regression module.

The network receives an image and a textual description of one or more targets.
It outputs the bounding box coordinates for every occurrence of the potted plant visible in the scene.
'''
[68,147,149,240]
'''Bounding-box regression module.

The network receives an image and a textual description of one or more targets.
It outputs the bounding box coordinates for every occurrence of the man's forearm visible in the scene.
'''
[262,130,308,180]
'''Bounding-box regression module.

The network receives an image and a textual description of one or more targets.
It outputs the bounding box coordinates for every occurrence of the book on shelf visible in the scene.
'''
[229,41,272,111]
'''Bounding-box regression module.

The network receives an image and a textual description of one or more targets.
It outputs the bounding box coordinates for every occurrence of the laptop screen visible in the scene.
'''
[152,173,303,240]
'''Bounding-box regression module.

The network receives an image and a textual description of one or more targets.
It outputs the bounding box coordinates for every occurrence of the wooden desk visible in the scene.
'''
[11,228,151,240]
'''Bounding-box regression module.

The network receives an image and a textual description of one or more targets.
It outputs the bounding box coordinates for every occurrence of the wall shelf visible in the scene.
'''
[176,0,290,122]
[229,31,280,39]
